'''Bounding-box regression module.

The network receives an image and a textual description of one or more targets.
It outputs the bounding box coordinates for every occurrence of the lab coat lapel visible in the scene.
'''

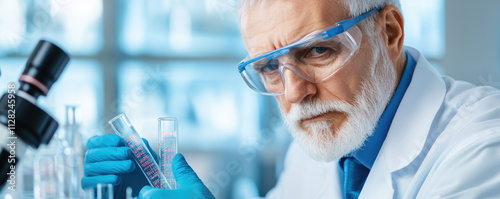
[359,47,447,198]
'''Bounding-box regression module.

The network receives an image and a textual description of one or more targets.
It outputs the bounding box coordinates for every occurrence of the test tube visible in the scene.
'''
[158,117,178,189]
[33,155,58,199]
[96,183,113,199]
[108,113,172,189]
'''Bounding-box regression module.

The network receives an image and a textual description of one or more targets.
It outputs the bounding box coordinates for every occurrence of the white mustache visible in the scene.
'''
[285,99,355,124]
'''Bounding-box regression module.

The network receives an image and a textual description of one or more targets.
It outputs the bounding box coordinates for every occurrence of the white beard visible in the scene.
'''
[280,38,397,162]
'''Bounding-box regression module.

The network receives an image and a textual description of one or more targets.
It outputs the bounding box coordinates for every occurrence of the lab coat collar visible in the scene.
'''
[359,47,446,198]
[379,46,446,172]
[350,50,417,170]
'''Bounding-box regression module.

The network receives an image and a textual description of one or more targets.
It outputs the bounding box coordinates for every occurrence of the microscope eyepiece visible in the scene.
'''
[19,40,70,99]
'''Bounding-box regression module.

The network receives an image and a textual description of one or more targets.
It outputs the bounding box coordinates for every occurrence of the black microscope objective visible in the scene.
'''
[0,40,70,190]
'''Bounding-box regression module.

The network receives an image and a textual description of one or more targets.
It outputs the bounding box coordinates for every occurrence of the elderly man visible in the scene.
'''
[82,0,500,198]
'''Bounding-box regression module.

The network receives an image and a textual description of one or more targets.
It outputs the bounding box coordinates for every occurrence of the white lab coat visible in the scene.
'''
[265,47,500,199]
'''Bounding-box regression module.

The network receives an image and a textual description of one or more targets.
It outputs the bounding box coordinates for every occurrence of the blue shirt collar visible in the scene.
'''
[347,51,417,169]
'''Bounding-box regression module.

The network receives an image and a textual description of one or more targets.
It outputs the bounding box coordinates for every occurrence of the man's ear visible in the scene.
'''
[378,5,405,62]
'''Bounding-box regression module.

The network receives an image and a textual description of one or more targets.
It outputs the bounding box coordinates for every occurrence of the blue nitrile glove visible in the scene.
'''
[81,134,159,198]
[138,154,215,199]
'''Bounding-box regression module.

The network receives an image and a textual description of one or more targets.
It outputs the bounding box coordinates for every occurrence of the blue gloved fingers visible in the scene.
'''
[137,154,215,199]
[138,186,179,199]
[85,146,130,163]
[87,134,125,149]
[82,136,155,199]
[138,185,215,199]
[81,175,120,189]
[84,160,136,176]
[172,154,204,188]
[138,186,156,199]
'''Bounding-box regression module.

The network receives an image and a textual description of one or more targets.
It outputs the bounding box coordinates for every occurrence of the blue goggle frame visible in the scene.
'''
[237,7,382,73]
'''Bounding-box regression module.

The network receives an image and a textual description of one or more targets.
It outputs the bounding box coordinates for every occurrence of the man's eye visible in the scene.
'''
[257,59,280,73]
[307,47,328,57]
[260,63,279,72]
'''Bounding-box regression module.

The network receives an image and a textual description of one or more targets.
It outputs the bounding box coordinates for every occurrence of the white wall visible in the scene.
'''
[443,0,500,88]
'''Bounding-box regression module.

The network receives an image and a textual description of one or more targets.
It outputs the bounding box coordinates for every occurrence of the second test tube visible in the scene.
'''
[159,118,178,189]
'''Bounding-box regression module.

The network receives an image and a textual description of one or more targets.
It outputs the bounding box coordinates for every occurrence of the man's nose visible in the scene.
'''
[283,68,317,103]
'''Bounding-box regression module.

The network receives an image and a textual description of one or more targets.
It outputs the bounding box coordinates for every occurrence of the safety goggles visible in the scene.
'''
[237,7,382,96]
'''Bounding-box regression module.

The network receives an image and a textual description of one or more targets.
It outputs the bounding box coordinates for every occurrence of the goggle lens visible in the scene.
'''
[240,25,362,95]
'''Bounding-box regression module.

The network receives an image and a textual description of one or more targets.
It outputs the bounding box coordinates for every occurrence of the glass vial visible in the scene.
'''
[158,117,178,189]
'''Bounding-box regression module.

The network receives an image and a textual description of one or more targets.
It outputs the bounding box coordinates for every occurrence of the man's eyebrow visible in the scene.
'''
[297,39,340,49]
[299,40,321,49]
[253,59,267,67]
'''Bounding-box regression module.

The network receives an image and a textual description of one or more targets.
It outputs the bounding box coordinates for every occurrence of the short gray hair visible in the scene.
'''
[238,0,402,52]
[342,0,402,38]
[238,0,401,17]
[343,0,401,17]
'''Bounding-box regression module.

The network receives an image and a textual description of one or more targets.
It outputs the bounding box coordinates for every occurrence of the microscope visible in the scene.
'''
[0,40,70,191]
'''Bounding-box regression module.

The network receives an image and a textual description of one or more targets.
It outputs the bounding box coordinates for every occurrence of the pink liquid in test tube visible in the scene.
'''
[159,117,178,189]
[108,113,172,189]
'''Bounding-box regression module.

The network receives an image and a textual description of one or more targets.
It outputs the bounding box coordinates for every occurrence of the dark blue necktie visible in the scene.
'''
[340,157,370,199]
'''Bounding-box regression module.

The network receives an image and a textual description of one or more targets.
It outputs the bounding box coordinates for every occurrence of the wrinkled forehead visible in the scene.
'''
[240,0,349,57]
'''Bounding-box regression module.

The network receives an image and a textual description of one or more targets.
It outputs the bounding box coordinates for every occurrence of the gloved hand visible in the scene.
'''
[138,154,215,199]
[81,134,158,198]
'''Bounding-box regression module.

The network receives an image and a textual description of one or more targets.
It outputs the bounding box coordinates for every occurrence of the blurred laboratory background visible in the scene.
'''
[0,0,499,198]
